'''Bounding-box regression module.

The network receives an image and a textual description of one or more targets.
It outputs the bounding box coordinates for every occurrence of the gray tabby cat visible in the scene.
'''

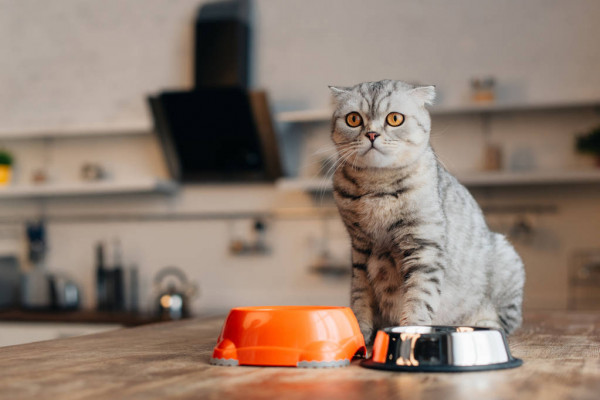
[329,80,524,344]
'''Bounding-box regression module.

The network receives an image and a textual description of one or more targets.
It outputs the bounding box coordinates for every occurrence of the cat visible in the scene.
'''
[329,79,525,344]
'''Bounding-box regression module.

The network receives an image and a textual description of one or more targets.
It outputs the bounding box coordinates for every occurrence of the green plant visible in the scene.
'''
[0,149,12,166]
[576,126,600,156]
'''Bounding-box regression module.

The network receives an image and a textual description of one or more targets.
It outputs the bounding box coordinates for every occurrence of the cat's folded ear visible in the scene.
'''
[409,85,436,106]
[329,85,351,98]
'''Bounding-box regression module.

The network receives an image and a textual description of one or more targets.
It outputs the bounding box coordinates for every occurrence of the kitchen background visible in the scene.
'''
[1,0,599,344]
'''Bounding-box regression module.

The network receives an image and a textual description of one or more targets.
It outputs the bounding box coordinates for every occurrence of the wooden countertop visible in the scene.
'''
[0,310,598,400]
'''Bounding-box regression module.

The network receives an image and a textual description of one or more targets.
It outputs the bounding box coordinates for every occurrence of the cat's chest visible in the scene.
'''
[345,194,409,240]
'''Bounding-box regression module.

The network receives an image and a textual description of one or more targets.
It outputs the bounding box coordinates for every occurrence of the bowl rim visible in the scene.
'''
[383,325,500,335]
[361,358,523,372]
[230,305,348,312]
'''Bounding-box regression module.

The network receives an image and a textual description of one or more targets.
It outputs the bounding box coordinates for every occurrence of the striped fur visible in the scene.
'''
[330,80,525,344]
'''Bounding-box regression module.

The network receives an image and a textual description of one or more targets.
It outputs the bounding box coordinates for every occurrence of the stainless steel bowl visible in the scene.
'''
[361,326,522,372]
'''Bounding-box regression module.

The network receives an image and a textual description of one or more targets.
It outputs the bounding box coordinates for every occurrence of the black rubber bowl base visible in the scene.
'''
[360,357,523,372]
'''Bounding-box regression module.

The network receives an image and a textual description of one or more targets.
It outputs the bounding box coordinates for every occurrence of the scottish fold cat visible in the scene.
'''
[329,80,524,344]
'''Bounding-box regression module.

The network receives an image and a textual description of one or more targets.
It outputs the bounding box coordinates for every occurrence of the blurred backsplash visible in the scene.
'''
[1,0,600,316]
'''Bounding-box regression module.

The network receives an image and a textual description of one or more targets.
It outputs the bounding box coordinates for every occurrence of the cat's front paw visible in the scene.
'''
[359,323,375,346]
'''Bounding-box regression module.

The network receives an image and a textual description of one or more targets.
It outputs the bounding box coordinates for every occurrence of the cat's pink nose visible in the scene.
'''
[366,132,380,143]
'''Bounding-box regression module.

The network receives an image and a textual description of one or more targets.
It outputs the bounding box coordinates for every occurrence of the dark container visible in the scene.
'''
[194,0,250,88]
[149,89,281,182]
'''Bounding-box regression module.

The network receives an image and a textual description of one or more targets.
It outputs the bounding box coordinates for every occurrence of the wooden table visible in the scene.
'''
[0,311,598,400]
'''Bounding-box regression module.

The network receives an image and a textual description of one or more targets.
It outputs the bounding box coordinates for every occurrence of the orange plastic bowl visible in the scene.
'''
[210,306,366,368]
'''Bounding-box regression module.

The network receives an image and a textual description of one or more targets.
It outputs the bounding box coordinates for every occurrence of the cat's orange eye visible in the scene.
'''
[386,112,405,127]
[345,112,363,128]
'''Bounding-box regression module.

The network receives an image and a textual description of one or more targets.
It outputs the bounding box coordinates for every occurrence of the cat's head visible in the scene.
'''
[329,80,435,169]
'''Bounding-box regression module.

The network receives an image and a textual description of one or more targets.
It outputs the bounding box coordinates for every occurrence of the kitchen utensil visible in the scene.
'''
[0,256,20,308]
[470,76,496,103]
[96,240,127,311]
[108,239,125,311]
[95,242,107,310]
[211,306,366,368]
[49,274,80,310]
[154,266,197,320]
[26,220,46,264]
[21,267,51,309]
[362,326,522,372]
[126,265,139,313]
[22,271,81,311]
[80,162,107,181]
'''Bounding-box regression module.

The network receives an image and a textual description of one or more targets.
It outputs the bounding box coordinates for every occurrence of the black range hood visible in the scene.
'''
[149,0,282,182]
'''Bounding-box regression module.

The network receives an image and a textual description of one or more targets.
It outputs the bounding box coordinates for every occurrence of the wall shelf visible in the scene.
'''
[276,100,600,124]
[457,169,600,186]
[0,179,177,199]
[277,169,600,191]
[0,125,152,141]
[277,109,332,123]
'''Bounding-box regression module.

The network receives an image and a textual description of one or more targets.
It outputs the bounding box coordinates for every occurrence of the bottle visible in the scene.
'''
[96,242,107,311]
[112,239,125,311]
[126,265,139,313]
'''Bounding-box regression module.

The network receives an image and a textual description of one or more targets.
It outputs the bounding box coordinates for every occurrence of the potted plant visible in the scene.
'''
[0,149,13,185]
[576,126,600,167]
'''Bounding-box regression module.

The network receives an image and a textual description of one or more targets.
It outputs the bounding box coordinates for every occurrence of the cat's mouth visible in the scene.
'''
[362,145,383,155]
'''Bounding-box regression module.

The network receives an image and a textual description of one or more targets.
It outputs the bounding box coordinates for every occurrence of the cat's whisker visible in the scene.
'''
[310,145,339,156]
[322,149,355,181]
[429,127,448,138]
[328,150,356,180]
[313,147,355,196]
[318,147,357,196]
[301,143,361,177]
[433,150,450,171]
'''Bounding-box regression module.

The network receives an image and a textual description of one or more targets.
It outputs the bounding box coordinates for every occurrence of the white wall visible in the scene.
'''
[1,0,599,315]
[254,0,600,110]
[0,0,200,133]
[2,0,600,132]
